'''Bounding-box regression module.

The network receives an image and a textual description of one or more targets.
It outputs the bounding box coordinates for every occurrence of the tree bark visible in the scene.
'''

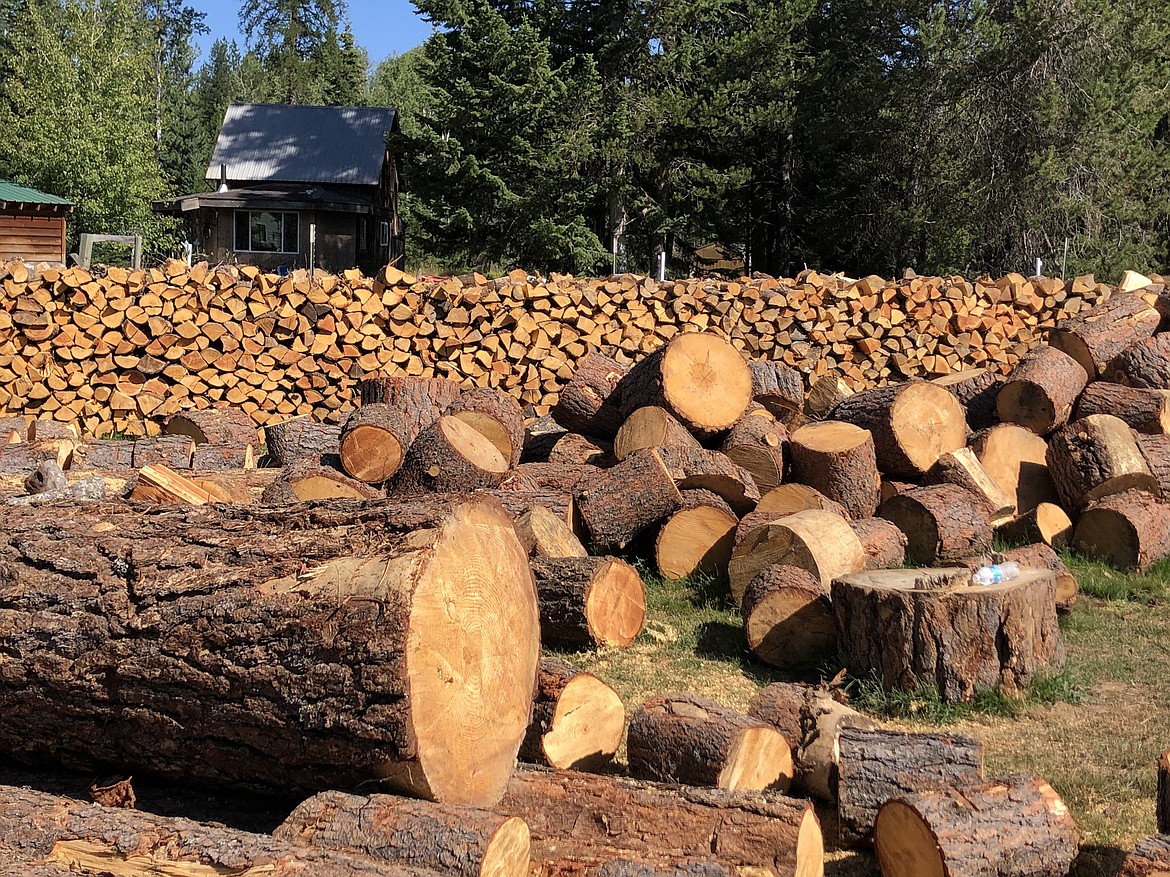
[789,421,880,519]
[1046,414,1159,509]
[924,447,1016,525]
[445,387,526,468]
[1073,488,1170,572]
[1121,834,1170,877]
[932,368,1001,432]
[130,434,197,469]
[551,351,628,440]
[264,414,341,466]
[1103,333,1170,389]
[340,403,413,483]
[848,517,907,570]
[749,360,804,427]
[519,658,625,771]
[655,489,738,580]
[1074,382,1170,434]
[656,445,760,516]
[575,448,682,551]
[260,458,380,503]
[1049,294,1160,377]
[803,375,851,421]
[878,484,993,564]
[721,408,789,493]
[394,415,510,493]
[530,556,646,649]
[996,345,1088,436]
[166,406,258,447]
[1137,434,1170,496]
[741,565,835,669]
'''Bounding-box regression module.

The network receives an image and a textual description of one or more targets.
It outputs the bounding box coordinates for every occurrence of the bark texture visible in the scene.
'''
[1073,489,1170,572]
[848,517,907,570]
[878,484,993,564]
[261,458,381,503]
[551,351,628,440]
[166,407,258,447]
[741,566,835,669]
[1074,383,1170,434]
[530,556,646,649]
[265,415,342,466]
[445,387,527,468]
[130,434,197,469]
[1104,334,1170,389]
[721,410,789,494]
[1137,434,1170,496]
[923,447,1016,525]
[358,376,464,443]
[789,421,880,519]
[656,445,760,516]
[394,415,510,493]
[996,345,1089,436]
[575,448,682,551]
[749,360,805,425]
[933,369,1001,431]
[614,406,703,461]
[1049,294,1160,377]
[1120,834,1170,877]
[1047,414,1159,509]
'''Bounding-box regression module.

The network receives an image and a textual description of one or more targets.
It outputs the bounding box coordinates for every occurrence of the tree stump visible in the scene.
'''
[615,406,704,461]
[1104,334,1170,389]
[1074,382,1170,434]
[971,423,1060,516]
[878,484,993,564]
[848,517,907,569]
[627,693,793,792]
[996,345,1088,436]
[394,415,511,493]
[551,351,628,440]
[1073,488,1170,572]
[359,375,464,442]
[1121,835,1170,877]
[519,658,625,770]
[445,387,526,468]
[655,489,738,580]
[832,567,1065,702]
[1049,293,1160,377]
[741,565,835,669]
[874,774,1078,877]
[1047,414,1159,509]
[997,502,1073,550]
[575,448,682,552]
[932,368,1001,431]
[789,421,880,519]
[264,414,341,466]
[923,446,1015,525]
[530,556,646,649]
[749,360,804,426]
[339,403,413,483]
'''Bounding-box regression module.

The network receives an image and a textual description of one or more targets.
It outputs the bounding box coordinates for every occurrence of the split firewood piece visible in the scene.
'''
[749,360,804,427]
[502,462,592,496]
[1074,382,1170,434]
[963,544,1079,612]
[515,505,587,558]
[0,784,433,877]
[1158,748,1169,834]
[1121,834,1170,877]
[264,414,341,466]
[131,434,195,469]
[0,439,74,473]
[575,448,682,552]
[614,406,703,461]
[530,556,646,649]
[729,509,866,605]
[548,432,617,468]
[339,403,413,483]
[70,439,137,470]
[1138,434,1170,496]
[499,766,824,877]
[830,381,966,476]
[804,374,851,421]
[657,445,759,516]
[748,682,877,802]
[656,489,738,580]
[874,774,1078,877]
[878,484,993,564]
[129,462,228,504]
[276,789,531,877]
[923,447,1015,525]
[848,517,907,569]
[720,407,788,493]
[486,489,578,536]
[261,458,380,503]
[519,658,625,770]
[1103,334,1170,388]
[932,368,1001,431]
[741,565,835,669]
[832,567,1065,702]
[618,333,753,439]
[996,345,1089,436]
[0,416,26,444]
[395,414,510,493]
[359,374,464,442]
[1073,489,1170,572]
[0,495,540,805]
[551,350,628,440]
[996,502,1073,550]
[1047,414,1159,509]
[789,421,880,519]
[1049,293,1160,377]
[971,423,1060,516]
[29,419,80,441]
[166,406,258,446]
[627,692,794,792]
[446,387,526,468]
[755,483,848,518]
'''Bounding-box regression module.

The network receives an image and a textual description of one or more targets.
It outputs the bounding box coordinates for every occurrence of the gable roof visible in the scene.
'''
[206,104,397,187]
[0,180,73,208]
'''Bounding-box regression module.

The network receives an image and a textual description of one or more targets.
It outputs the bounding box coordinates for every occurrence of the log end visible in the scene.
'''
[795,805,826,877]
[541,673,626,770]
[661,333,753,434]
[340,423,405,483]
[873,800,947,877]
[718,725,794,794]
[890,383,968,473]
[585,559,647,648]
[483,817,533,877]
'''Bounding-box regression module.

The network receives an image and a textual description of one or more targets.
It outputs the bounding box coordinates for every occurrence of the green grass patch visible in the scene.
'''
[1061,551,1170,602]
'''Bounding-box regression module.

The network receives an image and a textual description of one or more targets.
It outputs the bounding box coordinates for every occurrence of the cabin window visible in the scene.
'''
[234,211,299,253]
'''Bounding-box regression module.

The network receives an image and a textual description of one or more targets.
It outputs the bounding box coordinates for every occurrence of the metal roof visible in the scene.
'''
[206,104,397,186]
[0,180,73,206]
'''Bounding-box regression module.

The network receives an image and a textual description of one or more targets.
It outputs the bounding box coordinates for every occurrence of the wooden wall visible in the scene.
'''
[0,213,65,263]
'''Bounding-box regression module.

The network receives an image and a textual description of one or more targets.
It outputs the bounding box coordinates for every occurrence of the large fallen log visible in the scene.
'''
[575,448,682,551]
[446,387,526,469]
[264,414,342,466]
[0,495,540,805]
[1074,383,1170,435]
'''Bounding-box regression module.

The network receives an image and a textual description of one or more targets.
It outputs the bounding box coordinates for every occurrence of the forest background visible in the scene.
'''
[0,0,1168,280]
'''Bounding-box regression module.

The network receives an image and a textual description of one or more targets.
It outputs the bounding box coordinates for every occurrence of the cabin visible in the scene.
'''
[155,104,403,275]
[0,181,73,265]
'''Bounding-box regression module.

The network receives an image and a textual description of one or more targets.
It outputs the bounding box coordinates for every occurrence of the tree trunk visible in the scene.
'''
[924,447,1016,525]
[340,403,413,483]
[359,375,465,443]
[1074,382,1170,434]
[749,360,804,427]
[656,445,760,516]
[394,415,510,493]
[504,463,593,496]
[1046,414,1158,509]
[1121,835,1170,877]
[874,775,1078,877]
[519,658,625,771]
[741,565,835,669]
[548,433,617,468]
[848,517,908,570]
[575,448,682,552]
[932,368,1001,431]
[1073,489,1170,572]
[1103,334,1170,389]
[130,434,197,469]
[1049,294,1160,377]
[655,489,738,580]
[1137,434,1170,496]
[530,556,646,649]
[721,408,788,493]
[166,406,258,447]
[551,351,629,440]
[70,439,136,469]
[971,423,1060,516]
[264,414,341,466]
[0,495,539,805]
[614,406,703,460]
[878,484,993,564]
[995,345,1088,436]
[789,421,880,519]
[446,387,526,468]
[191,441,255,469]
[0,439,74,472]
[996,502,1073,550]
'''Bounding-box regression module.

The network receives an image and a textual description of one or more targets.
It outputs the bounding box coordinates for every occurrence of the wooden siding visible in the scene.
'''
[0,214,65,262]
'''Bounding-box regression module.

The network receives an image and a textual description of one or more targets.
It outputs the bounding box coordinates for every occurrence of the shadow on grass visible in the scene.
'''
[1072,844,1130,877]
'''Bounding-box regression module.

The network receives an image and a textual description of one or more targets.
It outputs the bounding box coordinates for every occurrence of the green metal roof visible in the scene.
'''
[0,180,72,206]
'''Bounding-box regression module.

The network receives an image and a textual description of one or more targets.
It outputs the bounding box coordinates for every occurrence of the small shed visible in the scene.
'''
[0,180,73,264]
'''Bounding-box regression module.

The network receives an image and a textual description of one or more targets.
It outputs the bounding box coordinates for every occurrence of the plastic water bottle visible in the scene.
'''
[970,561,1021,586]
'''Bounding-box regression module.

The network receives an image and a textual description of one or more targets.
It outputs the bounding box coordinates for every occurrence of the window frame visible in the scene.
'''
[233,210,300,254]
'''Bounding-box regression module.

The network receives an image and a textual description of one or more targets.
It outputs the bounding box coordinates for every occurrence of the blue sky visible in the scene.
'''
[194,0,434,66]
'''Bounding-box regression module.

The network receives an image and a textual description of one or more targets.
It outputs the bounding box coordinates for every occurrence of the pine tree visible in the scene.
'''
[240,0,347,104]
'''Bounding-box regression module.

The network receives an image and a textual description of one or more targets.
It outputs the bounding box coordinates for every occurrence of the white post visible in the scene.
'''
[657,249,666,282]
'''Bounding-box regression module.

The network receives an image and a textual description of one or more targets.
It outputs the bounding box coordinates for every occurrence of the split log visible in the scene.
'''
[1158,748,1169,834]
[848,517,907,570]
[395,414,510,493]
[1049,293,1160,377]
[131,434,195,468]
[166,406,257,446]
[618,333,753,439]
[575,448,682,552]
[971,423,1060,516]
[261,458,380,503]
[519,658,625,770]
[498,766,824,877]
[1103,333,1170,388]
[0,495,540,805]
[446,387,526,468]
[830,381,967,476]
[837,726,985,847]
[749,360,804,427]
[359,375,464,442]
[0,784,430,877]
[515,505,587,558]
[1073,489,1170,572]
[832,567,1065,702]
[720,409,788,494]
[530,556,646,649]
[728,509,866,605]
[1074,382,1170,434]
[996,345,1088,436]
[789,421,880,519]
[804,375,851,421]
[996,502,1073,550]
[264,414,341,466]
[970,543,1079,613]
[276,789,531,877]
[656,445,759,516]
[755,483,848,518]
[551,351,628,440]
[0,439,74,472]
[878,484,993,564]
[627,693,793,792]
[129,462,228,504]
[741,565,835,669]
[614,406,703,461]
[933,369,1001,431]
[1121,834,1170,877]
[340,403,413,483]
[1047,414,1159,509]
[874,774,1078,877]
[655,489,738,580]
[923,447,1015,526]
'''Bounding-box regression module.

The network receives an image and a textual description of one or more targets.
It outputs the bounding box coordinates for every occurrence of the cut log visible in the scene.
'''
[548,433,617,468]
[832,567,1065,702]
[614,406,703,461]
[1103,333,1170,389]
[879,478,916,504]
[0,784,430,877]
[755,483,848,518]
[848,517,907,570]
[276,789,531,877]
[359,375,464,442]
[964,543,1078,612]
[874,774,1078,877]
[551,351,628,440]
[0,467,278,505]
[166,406,258,446]
[996,502,1073,550]
[923,447,1015,525]
[498,766,824,877]
[996,345,1089,436]
[1158,748,1169,834]
[837,726,985,847]
[191,441,256,469]
[729,509,866,605]
[131,434,195,468]
[265,414,342,466]
[720,409,788,493]
[446,387,526,468]
[655,489,738,580]
[1047,414,1159,509]
[741,565,835,669]
[486,490,579,537]
[878,484,993,564]
[627,693,793,792]
[830,381,967,476]
[803,375,851,421]
[70,439,137,469]
[1137,434,1170,496]
[789,421,880,519]
[575,448,682,552]
[1049,293,1160,377]
[261,458,381,503]
[519,658,625,770]
[932,369,1001,431]
[0,439,74,472]
[0,495,540,805]
[502,463,592,496]
[618,333,753,439]
[656,445,760,516]
[340,403,413,483]
[515,505,588,558]
[1121,834,1170,877]
[749,360,804,426]
[395,414,510,493]
[1073,488,1170,572]
[130,462,227,504]
[1074,382,1170,434]
[530,556,646,649]
[971,423,1060,516]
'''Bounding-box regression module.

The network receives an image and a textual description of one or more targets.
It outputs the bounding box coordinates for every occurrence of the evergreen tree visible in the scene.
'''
[240,0,346,103]
[369,47,436,132]
[145,0,209,195]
